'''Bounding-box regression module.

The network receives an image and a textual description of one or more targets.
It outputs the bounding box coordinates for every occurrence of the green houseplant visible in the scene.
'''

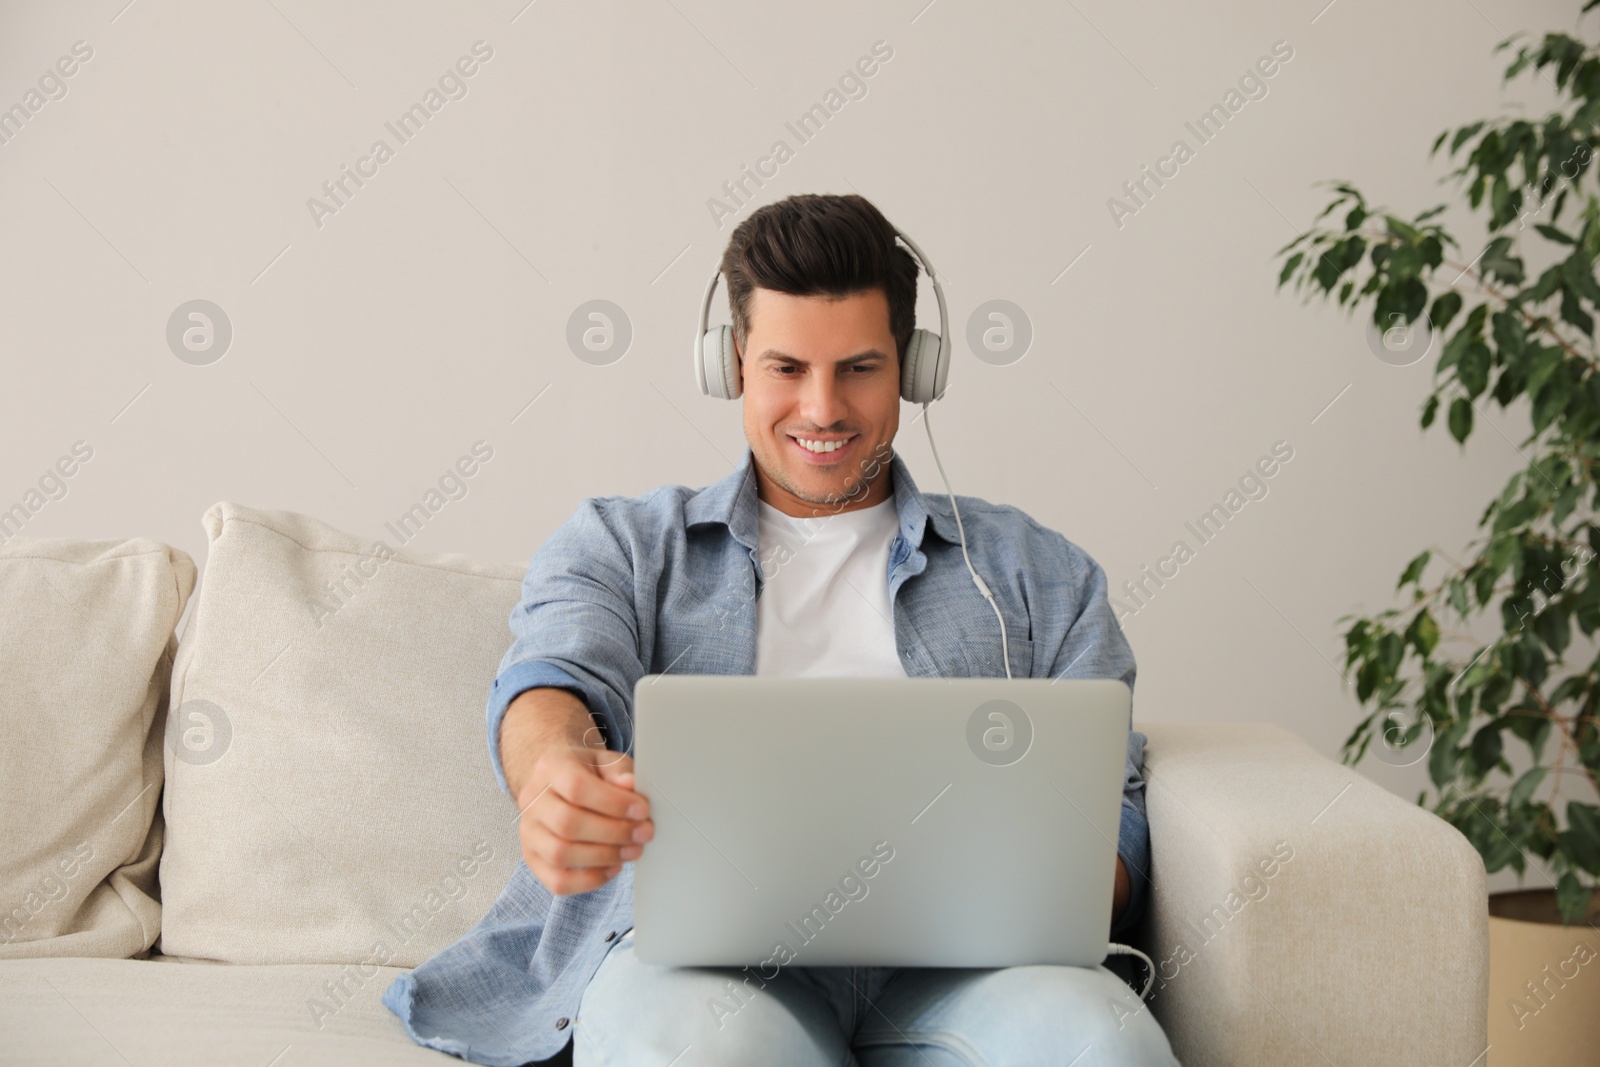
[1276,4,1600,925]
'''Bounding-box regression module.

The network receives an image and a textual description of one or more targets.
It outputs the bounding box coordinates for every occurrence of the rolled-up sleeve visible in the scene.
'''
[486,498,645,796]
[1042,536,1151,940]
[1112,730,1151,939]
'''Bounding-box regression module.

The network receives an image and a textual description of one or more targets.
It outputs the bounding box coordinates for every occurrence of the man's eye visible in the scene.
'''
[772,365,877,376]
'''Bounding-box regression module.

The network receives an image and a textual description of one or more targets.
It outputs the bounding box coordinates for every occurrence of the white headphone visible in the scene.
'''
[690,218,1013,681]
[693,226,952,404]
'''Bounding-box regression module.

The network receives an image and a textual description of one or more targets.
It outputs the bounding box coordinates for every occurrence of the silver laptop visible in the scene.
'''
[630,675,1130,967]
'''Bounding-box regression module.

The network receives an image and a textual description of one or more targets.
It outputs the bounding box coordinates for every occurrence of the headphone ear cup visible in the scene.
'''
[901,328,945,404]
[698,325,741,399]
[900,330,923,403]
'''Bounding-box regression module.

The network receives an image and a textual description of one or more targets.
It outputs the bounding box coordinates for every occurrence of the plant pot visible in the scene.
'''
[1487,888,1600,1065]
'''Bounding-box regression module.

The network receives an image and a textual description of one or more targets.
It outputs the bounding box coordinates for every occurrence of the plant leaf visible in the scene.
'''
[1449,396,1474,443]
[1509,766,1547,808]
[1450,121,1485,156]
[1407,609,1440,656]
[1431,291,1464,334]
[1471,724,1504,776]
[1562,801,1600,875]
[1535,223,1577,245]
[1278,251,1304,288]
[1398,549,1432,589]
[1556,870,1593,923]
[1560,286,1595,336]
[1536,606,1572,655]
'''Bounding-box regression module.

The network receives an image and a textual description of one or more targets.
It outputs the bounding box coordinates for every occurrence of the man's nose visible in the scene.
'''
[799,370,849,428]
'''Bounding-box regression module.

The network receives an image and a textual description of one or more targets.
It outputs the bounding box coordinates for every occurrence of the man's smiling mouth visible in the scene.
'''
[788,433,858,459]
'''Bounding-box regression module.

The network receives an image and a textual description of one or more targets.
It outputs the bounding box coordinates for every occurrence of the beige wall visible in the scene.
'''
[1,0,1588,895]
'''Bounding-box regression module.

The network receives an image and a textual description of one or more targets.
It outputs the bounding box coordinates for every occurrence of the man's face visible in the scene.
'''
[737,286,900,517]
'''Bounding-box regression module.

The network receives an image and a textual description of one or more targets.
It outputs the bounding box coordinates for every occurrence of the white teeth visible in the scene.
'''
[795,437,849,453]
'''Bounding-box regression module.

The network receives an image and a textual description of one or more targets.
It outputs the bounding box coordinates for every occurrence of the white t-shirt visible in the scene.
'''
[754,497,908,677]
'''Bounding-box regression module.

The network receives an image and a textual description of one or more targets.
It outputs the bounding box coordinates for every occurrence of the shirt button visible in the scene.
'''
[604,930,617,942]
[556,1017,570,1030]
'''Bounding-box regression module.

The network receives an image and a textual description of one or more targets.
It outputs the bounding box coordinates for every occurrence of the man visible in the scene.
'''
[384,194,1181,1065]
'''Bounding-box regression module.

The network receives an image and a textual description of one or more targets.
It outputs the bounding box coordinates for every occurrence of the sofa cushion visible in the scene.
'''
[0,956,466,1064]
[158,503,524,968]
[0,536,195,959]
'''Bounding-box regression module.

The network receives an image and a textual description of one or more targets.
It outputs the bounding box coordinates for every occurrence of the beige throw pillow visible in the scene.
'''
[157,502,524,968]
[0,536,195,959]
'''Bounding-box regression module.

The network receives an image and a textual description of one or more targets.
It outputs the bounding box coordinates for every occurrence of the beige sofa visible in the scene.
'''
[0,502,1490,1066]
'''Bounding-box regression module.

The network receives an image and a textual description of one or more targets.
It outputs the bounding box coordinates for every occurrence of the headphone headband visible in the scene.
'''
[891,226,949,374]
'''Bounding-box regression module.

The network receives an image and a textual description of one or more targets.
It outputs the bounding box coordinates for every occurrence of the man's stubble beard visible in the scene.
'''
[756,435,895,515]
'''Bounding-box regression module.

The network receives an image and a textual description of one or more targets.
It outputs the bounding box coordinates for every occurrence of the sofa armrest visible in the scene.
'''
[1134,722,1488,1067]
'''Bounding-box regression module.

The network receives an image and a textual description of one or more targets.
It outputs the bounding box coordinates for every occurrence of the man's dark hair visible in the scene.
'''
[720,193,919,371]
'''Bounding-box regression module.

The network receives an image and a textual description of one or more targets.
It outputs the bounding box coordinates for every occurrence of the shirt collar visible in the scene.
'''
[684,444,959,552]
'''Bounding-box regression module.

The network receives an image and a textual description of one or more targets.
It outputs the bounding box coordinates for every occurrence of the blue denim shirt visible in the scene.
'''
[383,445,1151,1066]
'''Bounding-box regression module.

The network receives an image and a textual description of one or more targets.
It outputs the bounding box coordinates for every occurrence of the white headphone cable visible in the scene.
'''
[918,401,1011,681]
[1104,943,1157,1000]
[922,402,1156,1001]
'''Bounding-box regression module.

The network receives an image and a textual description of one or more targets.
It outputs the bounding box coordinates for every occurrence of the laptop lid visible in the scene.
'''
[631,676,1130,968]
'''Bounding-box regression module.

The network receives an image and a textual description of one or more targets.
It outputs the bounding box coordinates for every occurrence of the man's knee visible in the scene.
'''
[949,965,1177,1067]
[1013,966,1176,1066]
[577,951,840,1067]
[587,1002,833,1066]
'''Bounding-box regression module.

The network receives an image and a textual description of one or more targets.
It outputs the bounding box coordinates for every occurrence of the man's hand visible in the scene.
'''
[501,687,654,896]
[515,741,653,896]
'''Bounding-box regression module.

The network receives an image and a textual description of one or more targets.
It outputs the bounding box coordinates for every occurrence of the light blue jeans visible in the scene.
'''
[572,931,1182,1066]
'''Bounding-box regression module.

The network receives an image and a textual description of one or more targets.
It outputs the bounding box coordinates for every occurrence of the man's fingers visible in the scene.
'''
[551,756,650,821]
[591,745,634,775]
[535,792,648,846]
[595,756,645,810]
[512,778,553,822]
[523,821,640,873]
[595,751,635,779]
